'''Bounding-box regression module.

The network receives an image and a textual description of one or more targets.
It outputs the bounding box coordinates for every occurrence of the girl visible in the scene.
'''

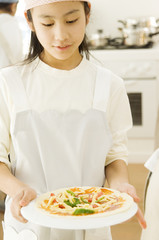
[0,0,146,239]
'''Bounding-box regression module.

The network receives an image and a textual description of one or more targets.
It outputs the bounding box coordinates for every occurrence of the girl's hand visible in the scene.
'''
[114,182,147,229]
[10,187,37,223]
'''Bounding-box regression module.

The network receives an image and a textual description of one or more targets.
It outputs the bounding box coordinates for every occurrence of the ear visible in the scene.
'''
[86,12,90,25]
[24,11,35,32]
[10,3,17,16]
[86,3,91,25]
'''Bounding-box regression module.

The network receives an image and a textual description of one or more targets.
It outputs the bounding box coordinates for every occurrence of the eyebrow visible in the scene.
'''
[39,9,80,18]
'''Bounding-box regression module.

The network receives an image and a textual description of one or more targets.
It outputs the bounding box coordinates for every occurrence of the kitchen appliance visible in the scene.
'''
[88,29,109,48]
[118,26,159,47]
[118,17,159,33]
[88,35,154,50]
[118,18,159,47]
[90,47,159,163]
[88,17,159,50]
[118,19,138,28]
[137,17,159,34]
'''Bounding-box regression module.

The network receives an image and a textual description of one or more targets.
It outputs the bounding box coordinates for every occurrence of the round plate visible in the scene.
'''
[21,200,138,229]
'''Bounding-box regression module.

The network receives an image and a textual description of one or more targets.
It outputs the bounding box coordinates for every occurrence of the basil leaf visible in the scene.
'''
[73,198,81,205]
[64,198,81,208]
[73,208,95,215]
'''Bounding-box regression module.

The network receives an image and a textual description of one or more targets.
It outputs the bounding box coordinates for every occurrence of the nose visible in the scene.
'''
[53,22,68,42]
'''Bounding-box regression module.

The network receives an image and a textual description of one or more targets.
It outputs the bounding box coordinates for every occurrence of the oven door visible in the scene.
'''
[124,79,158,138]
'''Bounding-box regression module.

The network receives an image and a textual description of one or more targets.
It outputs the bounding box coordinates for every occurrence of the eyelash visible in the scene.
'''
[42,23,54,27]
[66,18,78,24]
[42,19,78,27]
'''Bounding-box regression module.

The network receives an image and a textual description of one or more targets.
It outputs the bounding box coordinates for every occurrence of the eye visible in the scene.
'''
[66,18,78,24]
[42,23,54,27]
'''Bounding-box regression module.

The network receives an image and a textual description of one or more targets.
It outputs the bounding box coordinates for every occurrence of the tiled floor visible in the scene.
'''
[0,164,149,240]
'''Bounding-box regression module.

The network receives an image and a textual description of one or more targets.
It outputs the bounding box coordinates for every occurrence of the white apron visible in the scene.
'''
[2,65,113,240]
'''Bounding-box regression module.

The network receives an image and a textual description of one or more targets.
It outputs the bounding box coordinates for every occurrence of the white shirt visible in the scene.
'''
[144,148,159,172]
[0,57,132,169]
[0,14,23,68]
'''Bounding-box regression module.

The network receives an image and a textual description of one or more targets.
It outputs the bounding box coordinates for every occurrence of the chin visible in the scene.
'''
[52,51,76,61]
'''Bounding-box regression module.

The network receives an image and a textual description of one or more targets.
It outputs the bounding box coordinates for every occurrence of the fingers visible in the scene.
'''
[19,189,36,207]
[117,183,140,203]
[10,190,28,223]
[114,182,147,229]
[125,184,147,229]
[136,208,147,229]
[10,188,37,223]
[126,186,140,203]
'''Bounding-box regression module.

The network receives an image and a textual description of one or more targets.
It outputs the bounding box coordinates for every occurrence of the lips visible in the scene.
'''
[54,45,71,51]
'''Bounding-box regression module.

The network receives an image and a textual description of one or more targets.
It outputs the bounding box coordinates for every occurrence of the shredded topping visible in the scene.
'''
[39,187,126,216]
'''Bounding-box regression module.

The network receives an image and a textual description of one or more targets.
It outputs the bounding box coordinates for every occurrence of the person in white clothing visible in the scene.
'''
[0,0,23,212]
[0,0,146,240]
[0,0,23,68]
[141,149,159,240]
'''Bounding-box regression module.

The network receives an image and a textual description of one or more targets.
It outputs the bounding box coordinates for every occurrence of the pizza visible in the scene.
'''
[36,186,134,217]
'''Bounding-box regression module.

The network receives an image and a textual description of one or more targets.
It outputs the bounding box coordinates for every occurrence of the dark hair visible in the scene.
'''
[0,3,13,13]
[24,2,90,64]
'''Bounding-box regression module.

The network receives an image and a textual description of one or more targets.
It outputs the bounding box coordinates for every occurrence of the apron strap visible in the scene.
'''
[3,65,111,112]
[93,66,111,112]
[2,68,30,112]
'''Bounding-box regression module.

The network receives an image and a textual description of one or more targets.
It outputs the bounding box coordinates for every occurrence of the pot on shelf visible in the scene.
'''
[138,16,159,34]
[88,29,108,48]
[119,27,159,47]
[118,19,138,29]
[118,17,159,47]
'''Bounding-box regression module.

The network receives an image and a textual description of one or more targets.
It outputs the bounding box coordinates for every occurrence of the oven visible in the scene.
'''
[125,79,157,138]
[101,59,158,139]
[90,49,159,162]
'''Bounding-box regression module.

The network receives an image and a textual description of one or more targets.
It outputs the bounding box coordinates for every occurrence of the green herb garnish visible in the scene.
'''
[95,196,105,203]
[73,208,95,215]
[80,197,90,204]
[66,190,76,197]
[64,198,81,208]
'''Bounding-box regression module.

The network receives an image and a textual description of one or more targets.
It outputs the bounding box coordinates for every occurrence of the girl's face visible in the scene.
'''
[26,1,89,69]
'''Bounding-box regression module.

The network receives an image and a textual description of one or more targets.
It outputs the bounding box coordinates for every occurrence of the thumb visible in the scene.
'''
[19,190,33,207]
[126,186,140,203]
[129,191,140,203]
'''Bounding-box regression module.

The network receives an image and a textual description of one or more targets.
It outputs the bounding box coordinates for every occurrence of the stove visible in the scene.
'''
[90,45,159,163]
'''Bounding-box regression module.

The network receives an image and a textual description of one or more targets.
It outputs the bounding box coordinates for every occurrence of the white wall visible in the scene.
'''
[17,0,159,39]
[87,0,159,37]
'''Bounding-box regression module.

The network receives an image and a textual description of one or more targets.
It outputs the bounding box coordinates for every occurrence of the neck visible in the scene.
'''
[40,51,83,70]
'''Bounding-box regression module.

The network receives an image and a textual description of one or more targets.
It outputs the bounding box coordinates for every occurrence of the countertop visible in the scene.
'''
[90,43,159,61]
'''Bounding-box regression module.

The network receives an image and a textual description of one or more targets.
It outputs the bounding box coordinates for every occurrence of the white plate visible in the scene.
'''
[21,200,138,229]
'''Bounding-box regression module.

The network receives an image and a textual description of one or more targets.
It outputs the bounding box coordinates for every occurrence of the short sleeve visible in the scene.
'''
[0,15,23,65]
[105,73,132,166]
